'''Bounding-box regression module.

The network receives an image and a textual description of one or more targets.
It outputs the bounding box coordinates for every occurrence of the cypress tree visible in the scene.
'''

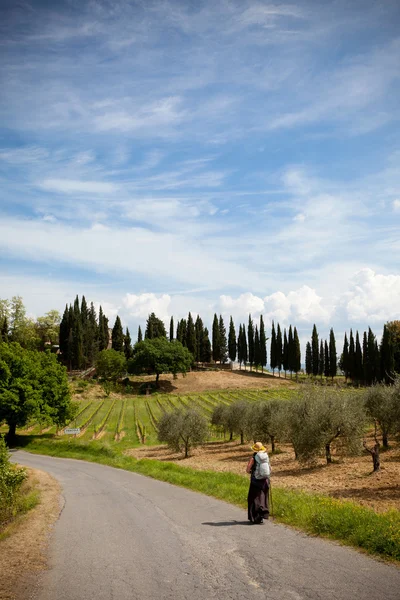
[319,340,324,378]
[247,315,255,370]
[329,328,337,380]
[367,328,377,384]
[276,323,282,376]
[72,308,84,369]
[112,316,124,352]
[254,325,261,371]
[212,314,220,362]
[270,321,277,374]
[201,327,212,362]
[348,329,355,381]
[293,327,301,376]
[98,307,109,351]
[324,340,329,378]
[237,324,243,368]
[195,316,204,362]
[86,302,98,366]
[124,327,132,359]
[380,324,394,384]
[259,315,267,373]
[374,340,381,383]
[219,315,228,364]
[241,324,248,369]
[311,324,319,376]
[355,331,363,382]
[282,329,289,377]
[228,316,236,363]
[362,331,368,385]
[179,319,187,346]
[305,341,312,375]
[288,325,294,377]
[145,313,166,339]
[342,332,349,380]
[186,312,197,357]
[169,316,174,342]
[59,304,70,363]
[137,325,143,343]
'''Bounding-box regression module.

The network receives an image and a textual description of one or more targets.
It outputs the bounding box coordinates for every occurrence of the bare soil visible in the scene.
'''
[0,468,61,600]
[130,369,296,394]
[127,436,400,514]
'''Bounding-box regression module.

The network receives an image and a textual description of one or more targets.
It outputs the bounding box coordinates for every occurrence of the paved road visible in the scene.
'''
[12,451,400,600]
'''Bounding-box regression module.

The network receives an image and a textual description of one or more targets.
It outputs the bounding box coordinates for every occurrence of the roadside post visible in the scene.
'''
[64,427,80,440]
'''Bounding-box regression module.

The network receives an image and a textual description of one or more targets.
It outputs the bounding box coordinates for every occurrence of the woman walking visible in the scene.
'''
[246,442,270,524]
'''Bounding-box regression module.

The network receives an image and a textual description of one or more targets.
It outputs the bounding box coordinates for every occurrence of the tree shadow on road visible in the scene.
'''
[202,520,250,526]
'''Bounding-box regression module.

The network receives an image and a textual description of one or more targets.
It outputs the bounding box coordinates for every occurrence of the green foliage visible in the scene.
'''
[228,316,236,363]
[112,316,124,352]
[128,338,193,383]
[0,436,27,527]
[157,408,208,457]
[246,400,288,452]
[364,380,400,448]
[287,385,366,464]
[145,313,167,339]
[212,314,220,362]
[96,349,126,382]
[0,342,73,438]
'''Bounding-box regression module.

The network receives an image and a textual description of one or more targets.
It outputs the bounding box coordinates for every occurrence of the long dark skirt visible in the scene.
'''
[247,477,270,523]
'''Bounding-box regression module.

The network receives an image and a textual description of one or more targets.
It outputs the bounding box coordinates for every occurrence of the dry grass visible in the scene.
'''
[127,435,400,514]
[0,468,61,600]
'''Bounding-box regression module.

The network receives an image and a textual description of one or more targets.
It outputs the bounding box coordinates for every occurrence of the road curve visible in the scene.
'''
[11,451,400,600]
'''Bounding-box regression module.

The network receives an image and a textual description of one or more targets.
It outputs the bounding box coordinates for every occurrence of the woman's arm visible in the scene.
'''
[246,457,254,474]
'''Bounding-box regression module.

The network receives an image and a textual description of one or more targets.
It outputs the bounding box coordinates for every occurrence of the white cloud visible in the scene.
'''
[341,269,400,322]
[123,293,171,322]
[38,179,117,194]
[219,293,265,318]
[393,199,400,212]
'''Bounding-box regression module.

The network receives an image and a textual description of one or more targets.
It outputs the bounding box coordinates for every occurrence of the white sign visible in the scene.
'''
[64,428,80,435]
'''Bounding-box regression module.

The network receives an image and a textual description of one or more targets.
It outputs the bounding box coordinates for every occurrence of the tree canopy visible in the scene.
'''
[0,341,73,440]
[127,338,193,383]
[96,349,127,382]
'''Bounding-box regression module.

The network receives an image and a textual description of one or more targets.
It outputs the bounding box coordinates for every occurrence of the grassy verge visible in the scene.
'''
[17,437,400,562]
[0,472,40,540]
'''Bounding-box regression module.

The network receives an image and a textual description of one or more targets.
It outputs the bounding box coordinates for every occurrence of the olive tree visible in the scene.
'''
[364,381,400,449]
[157,408,208,458]
[287,385,366,465]
[246,400,288,453]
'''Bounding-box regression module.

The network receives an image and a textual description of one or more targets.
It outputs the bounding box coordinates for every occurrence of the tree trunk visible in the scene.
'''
[371,444,380,471]
[382,433,389,449]
[185,442,189,458]
[325,443,332,464]
[156,372,160,386]
[240,432,244,445]
[271,435,275,453]
[6,422,17,444]
[229,430,233,441]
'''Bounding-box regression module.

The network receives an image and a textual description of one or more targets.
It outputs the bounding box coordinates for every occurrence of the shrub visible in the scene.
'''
[0,436,27,527]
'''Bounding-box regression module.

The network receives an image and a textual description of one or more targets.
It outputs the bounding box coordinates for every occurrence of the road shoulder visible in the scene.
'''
[0,468,61,600]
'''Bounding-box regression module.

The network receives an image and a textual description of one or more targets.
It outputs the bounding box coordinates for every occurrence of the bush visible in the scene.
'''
[0,436,27,527]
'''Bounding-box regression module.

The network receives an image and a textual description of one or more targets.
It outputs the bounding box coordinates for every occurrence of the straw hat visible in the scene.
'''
[251,442,266,452]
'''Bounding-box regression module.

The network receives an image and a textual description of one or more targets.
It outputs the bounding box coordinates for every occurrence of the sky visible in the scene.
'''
[1,0,400,353]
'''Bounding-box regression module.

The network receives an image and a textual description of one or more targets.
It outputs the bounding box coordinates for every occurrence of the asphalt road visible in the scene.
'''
[12,451,400,600]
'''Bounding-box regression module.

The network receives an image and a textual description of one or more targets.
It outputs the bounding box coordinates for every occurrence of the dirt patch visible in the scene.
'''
[127,438,400,514]
[130,369,296,394]
[0,468,61,600]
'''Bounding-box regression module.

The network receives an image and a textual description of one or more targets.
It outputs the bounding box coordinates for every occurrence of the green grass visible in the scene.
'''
[15,435,400,562]
[0,475,40,539]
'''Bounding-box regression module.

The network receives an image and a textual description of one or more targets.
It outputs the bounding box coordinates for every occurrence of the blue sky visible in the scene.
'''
[1,0,400,351]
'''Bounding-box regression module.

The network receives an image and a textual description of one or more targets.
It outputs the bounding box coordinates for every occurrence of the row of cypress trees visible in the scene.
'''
[304,323,396,384]
[59,296,398,385]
